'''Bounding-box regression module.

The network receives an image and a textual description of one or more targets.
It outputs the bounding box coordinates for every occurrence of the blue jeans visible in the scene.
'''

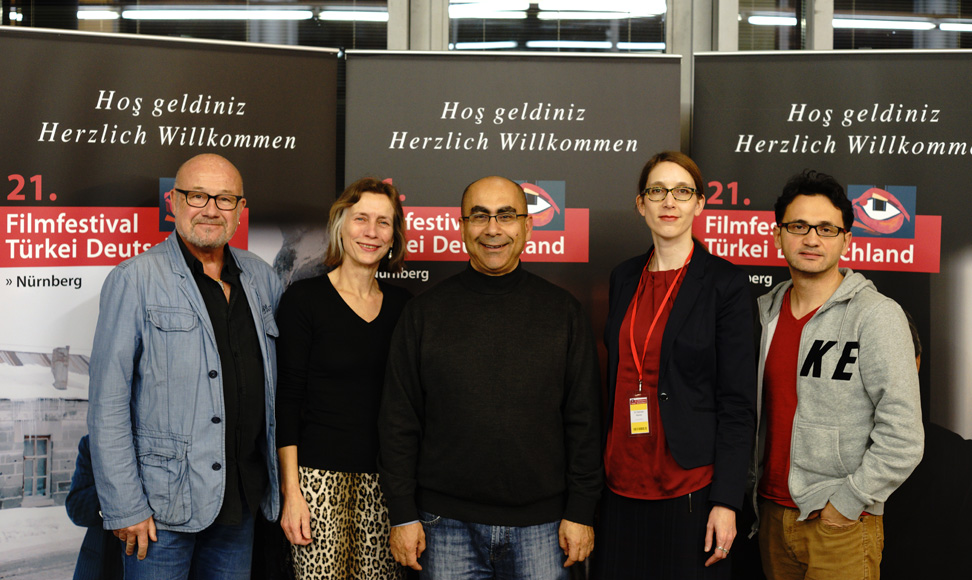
[418,512,569,580]
[123,509,254,580]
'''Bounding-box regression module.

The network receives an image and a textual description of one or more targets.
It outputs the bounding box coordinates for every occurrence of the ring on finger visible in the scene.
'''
[718,546,729,554]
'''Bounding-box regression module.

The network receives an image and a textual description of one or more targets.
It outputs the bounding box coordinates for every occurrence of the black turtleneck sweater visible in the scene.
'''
[378,263,603,527]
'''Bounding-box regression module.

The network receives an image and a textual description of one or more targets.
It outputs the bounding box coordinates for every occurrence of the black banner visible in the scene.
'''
[693,51,968,434]
[345,51,682,329]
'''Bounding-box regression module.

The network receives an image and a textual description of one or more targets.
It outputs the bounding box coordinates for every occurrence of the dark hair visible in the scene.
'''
[775,170,854,230]
[637,151,704,196]
[325,177,407,273]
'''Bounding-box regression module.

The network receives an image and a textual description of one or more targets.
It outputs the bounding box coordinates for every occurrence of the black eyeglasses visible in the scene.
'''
[779,222,847,237]
[462,212,528,226]
[175,189,243,210]
[641,186,697,202]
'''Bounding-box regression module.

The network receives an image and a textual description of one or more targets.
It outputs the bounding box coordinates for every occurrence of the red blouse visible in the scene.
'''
[604,265,714,499]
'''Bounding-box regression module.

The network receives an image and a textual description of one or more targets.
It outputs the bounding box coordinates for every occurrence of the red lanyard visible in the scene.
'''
[628,246,693,393]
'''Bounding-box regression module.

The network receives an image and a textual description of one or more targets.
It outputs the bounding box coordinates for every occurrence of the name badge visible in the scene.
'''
[629,396,650,436]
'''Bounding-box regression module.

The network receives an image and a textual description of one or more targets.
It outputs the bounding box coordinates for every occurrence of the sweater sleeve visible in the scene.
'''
[275,282,313,449]
[829,299,924,520]
[65,435,103,529]
[377,302,426,525]
[561,298,604,526]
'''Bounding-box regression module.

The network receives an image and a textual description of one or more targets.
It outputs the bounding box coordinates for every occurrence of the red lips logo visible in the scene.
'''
[851,187,910,235]
[521,183,561,228]
[163,189,175,224]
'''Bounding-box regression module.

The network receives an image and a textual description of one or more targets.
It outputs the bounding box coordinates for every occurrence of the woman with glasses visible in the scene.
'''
[594,152,757,579]
[275,178,411,580]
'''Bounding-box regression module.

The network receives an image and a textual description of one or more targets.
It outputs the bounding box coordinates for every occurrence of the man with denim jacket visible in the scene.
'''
[87,154,282,580]
[753,170,923,580]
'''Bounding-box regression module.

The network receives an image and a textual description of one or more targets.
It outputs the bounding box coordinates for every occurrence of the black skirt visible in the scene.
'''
[591,485,732,580]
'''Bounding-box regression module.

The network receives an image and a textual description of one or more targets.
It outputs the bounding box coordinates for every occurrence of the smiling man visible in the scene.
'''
[88,154,282,579]
[753,170,923,580]
[378,176,603,579]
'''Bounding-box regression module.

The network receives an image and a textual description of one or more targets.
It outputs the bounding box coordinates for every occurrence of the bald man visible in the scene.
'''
[88,154,283,579]
[378,176,603,579]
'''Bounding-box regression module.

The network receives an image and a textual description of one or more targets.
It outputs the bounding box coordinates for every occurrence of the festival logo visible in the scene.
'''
[521,181,564,230]
[159,177,176,231]
[848,184,916,239]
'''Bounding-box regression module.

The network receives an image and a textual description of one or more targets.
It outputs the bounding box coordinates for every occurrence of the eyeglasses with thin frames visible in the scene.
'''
[779,222,847,237]
[641,186,697,202]
[174,188,243,211]
[462,212,528,226]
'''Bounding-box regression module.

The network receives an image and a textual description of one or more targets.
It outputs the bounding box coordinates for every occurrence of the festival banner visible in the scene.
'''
[344,51,682,320]
[693,51,966,435]
[0,27,337,576]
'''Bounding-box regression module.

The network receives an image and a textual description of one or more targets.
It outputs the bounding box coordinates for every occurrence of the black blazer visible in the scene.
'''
[604,242,757,510]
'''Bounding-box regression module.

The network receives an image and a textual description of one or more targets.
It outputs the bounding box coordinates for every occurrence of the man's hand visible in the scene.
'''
[818,502,858,527]
[280,491,313,546]
[703,505,736,567]
[558,519,594,567]
[389,522,425,571]
[113,516,157,560]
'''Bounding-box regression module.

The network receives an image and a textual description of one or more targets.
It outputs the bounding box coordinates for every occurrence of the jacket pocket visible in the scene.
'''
[147,306,198,332]
[791,422,848,478]
[136,431,192,526]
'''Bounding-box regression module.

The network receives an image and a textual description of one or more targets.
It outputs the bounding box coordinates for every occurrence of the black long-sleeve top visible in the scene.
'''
[276,275,412,473]
[378,264,604,527]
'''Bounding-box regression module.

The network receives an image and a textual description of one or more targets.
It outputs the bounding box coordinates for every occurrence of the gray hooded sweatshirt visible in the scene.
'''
[754,268,923,522]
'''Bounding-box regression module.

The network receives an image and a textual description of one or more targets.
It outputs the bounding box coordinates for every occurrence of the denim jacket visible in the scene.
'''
[87,233,282,532]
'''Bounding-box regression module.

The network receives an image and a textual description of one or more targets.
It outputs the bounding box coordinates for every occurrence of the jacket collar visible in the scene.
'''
[614,241,710,375]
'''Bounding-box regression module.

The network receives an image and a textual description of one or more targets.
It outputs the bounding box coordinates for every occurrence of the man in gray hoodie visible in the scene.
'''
[754,170,923,580]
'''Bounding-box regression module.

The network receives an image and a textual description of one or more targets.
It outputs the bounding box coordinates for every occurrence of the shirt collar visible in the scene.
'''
[175,234,240,279]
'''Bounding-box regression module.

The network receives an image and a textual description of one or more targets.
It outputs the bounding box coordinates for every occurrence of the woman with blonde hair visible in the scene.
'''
[276,178,411,579]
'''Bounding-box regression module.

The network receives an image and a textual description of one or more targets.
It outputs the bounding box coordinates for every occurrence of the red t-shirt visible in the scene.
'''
[605,265,714,499]
[758,289,817,507]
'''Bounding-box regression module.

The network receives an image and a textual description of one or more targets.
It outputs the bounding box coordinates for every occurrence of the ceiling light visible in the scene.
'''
[525,40,613,49]
[940,22,972,32]
[319,11,388,22]
[121,9,314,21]
[617,41,665,50]
[453,41,519,50]
[78,10,120,20]
[537,11,645,20]
[832,18,935,30]
[747,15,797,26]
[538,1,665,16]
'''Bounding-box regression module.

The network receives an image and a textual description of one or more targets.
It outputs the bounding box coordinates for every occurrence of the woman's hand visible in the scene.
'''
[703,505,736,567]
[280,488,313,546]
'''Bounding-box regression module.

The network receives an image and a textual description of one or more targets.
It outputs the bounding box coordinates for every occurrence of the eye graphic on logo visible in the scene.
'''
[852,187,910,235]
[521,183,561,228]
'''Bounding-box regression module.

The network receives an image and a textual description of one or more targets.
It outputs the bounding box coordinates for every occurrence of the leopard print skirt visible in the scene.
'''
[292,467,404,580]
